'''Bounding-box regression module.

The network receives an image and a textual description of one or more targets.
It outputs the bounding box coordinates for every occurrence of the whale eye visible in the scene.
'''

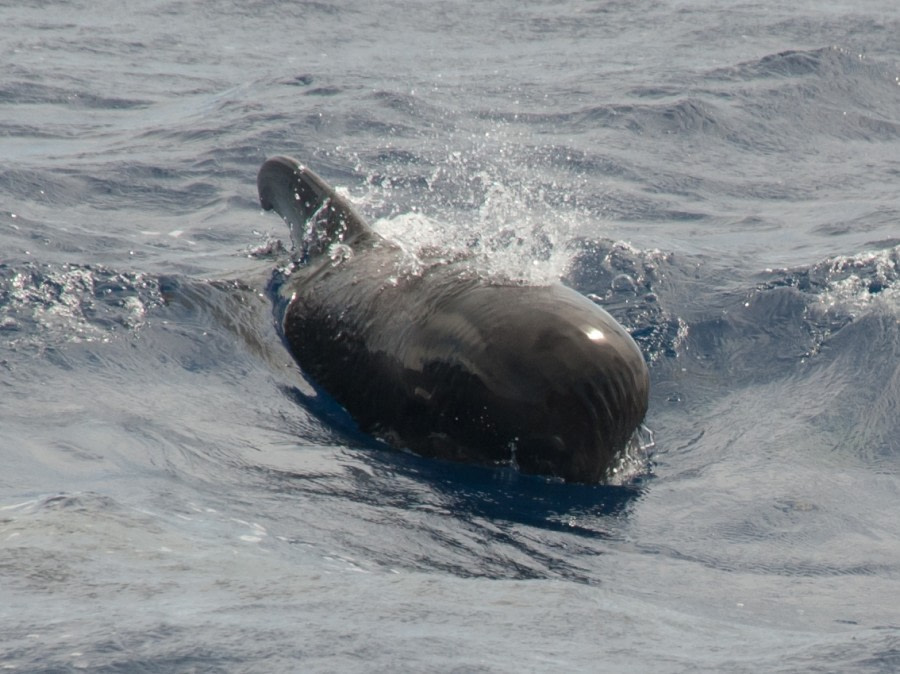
[583,327,605,341]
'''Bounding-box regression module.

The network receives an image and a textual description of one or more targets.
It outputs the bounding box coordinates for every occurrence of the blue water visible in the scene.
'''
[2,1,899,671]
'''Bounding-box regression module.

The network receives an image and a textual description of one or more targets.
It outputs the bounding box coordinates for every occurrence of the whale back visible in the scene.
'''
[257,156,377,259]
[258,156,650,484]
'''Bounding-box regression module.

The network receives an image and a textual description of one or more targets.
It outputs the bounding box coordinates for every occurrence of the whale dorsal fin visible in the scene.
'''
[257,156,376,259]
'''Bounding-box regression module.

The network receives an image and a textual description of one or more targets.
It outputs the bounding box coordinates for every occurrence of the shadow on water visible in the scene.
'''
[243,431,646,579]
[276,383,645,539]
[373,451,646,536]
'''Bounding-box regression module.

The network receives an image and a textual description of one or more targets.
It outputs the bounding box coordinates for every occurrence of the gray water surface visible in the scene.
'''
[2,1,899,671]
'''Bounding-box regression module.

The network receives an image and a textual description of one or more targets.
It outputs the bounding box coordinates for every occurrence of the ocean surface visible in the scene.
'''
[2,0,899,671]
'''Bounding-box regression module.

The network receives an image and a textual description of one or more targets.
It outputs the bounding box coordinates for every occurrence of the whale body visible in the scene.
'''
[258,156,649,483]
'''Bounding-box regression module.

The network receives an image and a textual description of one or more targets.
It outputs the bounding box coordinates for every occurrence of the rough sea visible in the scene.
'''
[2,1,899,671]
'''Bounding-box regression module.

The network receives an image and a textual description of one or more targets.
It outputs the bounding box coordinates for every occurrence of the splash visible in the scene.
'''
[606,424,656,486]
[341,131,597,286]
[759,244,899,322]
[0,262,162,355]
[813,246,899,311]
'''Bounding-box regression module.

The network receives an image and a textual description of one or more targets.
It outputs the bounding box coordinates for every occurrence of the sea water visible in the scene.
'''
[1,1,899,671]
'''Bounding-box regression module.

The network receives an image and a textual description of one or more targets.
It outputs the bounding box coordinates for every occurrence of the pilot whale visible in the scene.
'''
[258,156,649,483]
